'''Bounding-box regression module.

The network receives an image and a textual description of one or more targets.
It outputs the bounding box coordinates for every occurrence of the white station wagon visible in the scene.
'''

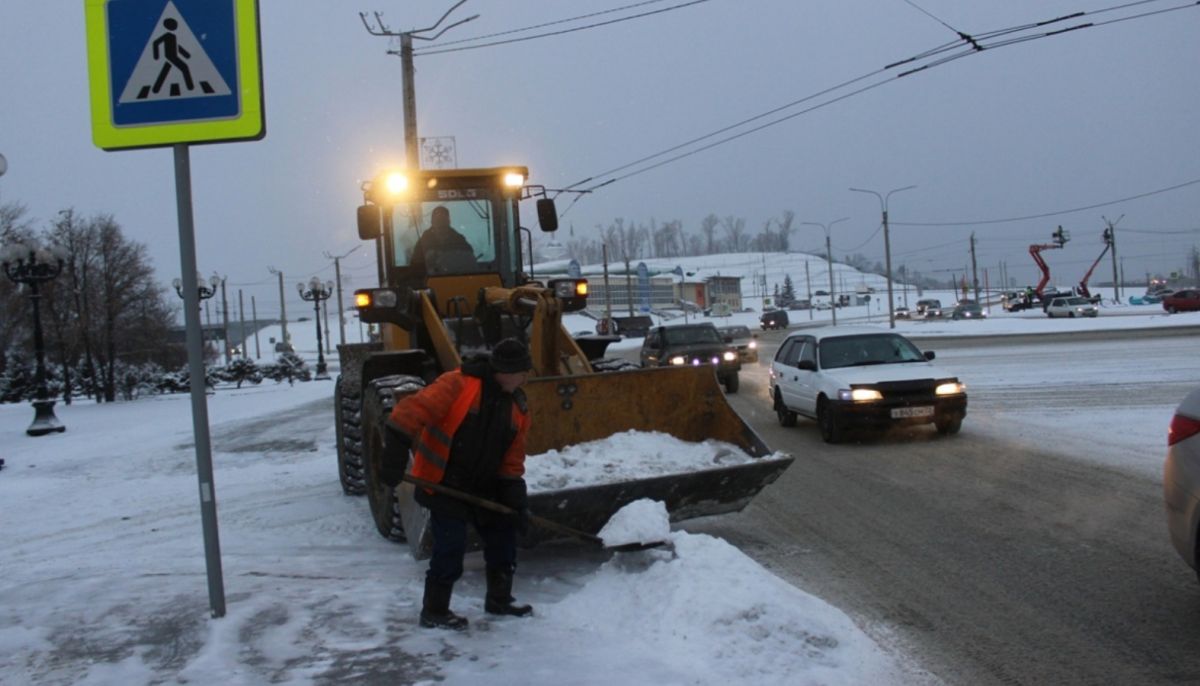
[768,326,967,443]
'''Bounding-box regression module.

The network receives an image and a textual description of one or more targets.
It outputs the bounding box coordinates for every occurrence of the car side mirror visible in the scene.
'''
[924,351,936,360]
[797,360,816,371]
[357,204,382,241]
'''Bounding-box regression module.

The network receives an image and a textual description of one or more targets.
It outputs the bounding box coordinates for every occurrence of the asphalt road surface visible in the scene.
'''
[688,326,1200,685]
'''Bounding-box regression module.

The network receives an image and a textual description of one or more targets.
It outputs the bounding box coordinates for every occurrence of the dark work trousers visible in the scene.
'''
[427,508,518,585]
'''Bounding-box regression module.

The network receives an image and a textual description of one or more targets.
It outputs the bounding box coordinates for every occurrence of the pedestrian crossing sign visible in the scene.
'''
[85,0,264,150]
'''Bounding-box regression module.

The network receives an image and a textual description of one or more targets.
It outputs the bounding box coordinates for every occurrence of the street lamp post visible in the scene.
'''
[801,218,849,326]
[850,185,917,329]
[297,277,334,379]
[1,240,68,436]
[173,272,221,351]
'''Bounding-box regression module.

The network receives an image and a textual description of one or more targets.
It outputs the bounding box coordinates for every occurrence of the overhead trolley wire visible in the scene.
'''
[558,0,1197,205]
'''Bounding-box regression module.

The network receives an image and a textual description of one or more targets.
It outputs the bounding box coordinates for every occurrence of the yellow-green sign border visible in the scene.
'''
[85,0,265,150]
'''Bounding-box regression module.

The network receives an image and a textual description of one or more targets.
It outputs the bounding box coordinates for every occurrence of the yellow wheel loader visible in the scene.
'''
[334,166,792,558]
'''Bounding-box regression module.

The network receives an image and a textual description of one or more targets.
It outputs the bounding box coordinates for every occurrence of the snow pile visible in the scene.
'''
[0,382,913,685]
[598,498,671,547]
[525,430,760,492]
[542,531,903,685]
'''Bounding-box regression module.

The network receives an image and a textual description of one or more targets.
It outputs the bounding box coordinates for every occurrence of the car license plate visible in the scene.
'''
[891,406,934,419]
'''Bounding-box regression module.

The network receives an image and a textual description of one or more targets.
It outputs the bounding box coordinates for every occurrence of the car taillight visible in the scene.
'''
[1168,413,1200,446]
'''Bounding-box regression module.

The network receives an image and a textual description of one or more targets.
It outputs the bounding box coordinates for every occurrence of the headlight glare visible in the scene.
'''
[839,388,883,402]
[669,356,686,366]
[935,381,965,395]
[723,351,736,362]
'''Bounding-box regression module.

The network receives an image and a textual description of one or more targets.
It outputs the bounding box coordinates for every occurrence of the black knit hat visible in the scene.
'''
[490,338,532,373]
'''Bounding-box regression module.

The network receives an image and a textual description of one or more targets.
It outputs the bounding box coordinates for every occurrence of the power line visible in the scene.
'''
[563,0,1196,199]
[415,0,672,50]
[892,177,1200,227]
[414,0,712,56]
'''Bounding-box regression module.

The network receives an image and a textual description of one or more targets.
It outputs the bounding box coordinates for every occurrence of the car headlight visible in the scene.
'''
[935,381,965,395]
[748,340,757,349]
[838,388,883,402]
[723,351,736,362]
[669,356,686,366]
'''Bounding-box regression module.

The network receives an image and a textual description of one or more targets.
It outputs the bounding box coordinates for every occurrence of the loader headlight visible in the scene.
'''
[670,356,686,366]
[503,172,526,188]
[383,172,408,196]
[935,381,965,395]
[838,388,883,402]
[723,351,737,362]
[548,278,589,312]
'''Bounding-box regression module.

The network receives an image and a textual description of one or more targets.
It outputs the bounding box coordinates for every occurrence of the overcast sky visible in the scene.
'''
[1,0,1197,322]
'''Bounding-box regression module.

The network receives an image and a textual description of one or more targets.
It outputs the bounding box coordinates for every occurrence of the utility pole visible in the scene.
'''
[804,259,813,321]
[802,218,848,326]
[360,2,479,170]
[1103,214,1123,302]
[237,289,247,358]
[322,295,332,355]
[268,267,288,347]
[251,296,261,359]
[851,185,917,329]
[969,232,980,302]
[217,275,230,365]
[325,245,362,347]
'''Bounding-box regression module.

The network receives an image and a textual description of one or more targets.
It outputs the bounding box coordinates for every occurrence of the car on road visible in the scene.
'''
[640,322,741,393]
[1162,289,1200,314]
[916,299,943,318]
[1165,387,1200,583]
[951,302,986,320]
[768,326,967,443]
[1045,296,1098,318]
[716,324,758,364]
[759,309,789,330]
[894,305,911,319]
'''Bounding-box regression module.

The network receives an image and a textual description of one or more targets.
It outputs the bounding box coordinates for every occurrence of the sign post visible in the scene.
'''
[84,0,265,619]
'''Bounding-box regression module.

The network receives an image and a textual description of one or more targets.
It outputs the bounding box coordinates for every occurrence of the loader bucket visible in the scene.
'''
[399,365,793,558]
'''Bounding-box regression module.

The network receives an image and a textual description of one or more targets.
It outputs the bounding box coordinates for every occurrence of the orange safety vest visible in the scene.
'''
[389,370,529,485]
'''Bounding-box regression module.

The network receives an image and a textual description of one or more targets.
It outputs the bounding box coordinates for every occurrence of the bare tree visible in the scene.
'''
[777,210,795,251]
[0,202,36,377]
[700,214,719,255]
[720,215,747,252]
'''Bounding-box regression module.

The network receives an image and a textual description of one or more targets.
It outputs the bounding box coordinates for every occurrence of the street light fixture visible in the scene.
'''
[297,277,334,379]
[801,218,849,326]
[850,185,917,329]
[173,272,220,352]
[1,239,68,436]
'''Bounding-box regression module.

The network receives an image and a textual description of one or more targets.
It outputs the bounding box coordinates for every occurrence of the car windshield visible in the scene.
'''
[718,326,751,340]
[663,326,722,345]
[1065,297,1090,305]
[819,334,926,369]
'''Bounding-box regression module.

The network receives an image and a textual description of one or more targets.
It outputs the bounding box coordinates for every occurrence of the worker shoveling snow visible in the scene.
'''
[598,498,672,548]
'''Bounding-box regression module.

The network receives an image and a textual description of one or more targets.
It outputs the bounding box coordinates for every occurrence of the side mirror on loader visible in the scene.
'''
[357,204,382,241]
[536,198,558,233]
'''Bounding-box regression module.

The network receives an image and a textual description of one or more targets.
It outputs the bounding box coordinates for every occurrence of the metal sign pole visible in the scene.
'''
[174,143,226,618]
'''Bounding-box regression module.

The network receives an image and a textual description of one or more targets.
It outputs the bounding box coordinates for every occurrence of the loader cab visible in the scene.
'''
[358,167,556,310]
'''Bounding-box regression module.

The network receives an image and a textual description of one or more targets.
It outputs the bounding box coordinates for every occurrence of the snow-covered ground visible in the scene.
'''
[3,285,1192,685]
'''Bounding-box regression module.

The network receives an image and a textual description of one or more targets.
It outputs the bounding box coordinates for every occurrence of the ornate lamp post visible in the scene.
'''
[173,272,220,351]
[1,239,68,436]
[297,277,333,379]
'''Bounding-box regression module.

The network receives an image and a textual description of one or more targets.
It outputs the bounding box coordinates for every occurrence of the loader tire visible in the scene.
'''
[724,372,740,394]
[334,375,366,495]
[362,375,426,543]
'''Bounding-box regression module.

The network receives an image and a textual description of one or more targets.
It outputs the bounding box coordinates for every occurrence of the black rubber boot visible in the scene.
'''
[484,566,533,617]
[420,577,469,630]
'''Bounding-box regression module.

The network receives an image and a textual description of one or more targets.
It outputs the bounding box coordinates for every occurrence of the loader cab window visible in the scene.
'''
[391,200,501,276]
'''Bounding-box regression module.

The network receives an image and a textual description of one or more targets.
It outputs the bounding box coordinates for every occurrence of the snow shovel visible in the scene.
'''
[400,474,667,552]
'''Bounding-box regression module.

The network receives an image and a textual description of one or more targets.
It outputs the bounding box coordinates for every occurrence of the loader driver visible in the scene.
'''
[409,205,476,276]
[382,338,535,631]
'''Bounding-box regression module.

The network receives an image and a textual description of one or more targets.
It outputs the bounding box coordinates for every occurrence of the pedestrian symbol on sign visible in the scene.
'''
[118,1,231,104]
